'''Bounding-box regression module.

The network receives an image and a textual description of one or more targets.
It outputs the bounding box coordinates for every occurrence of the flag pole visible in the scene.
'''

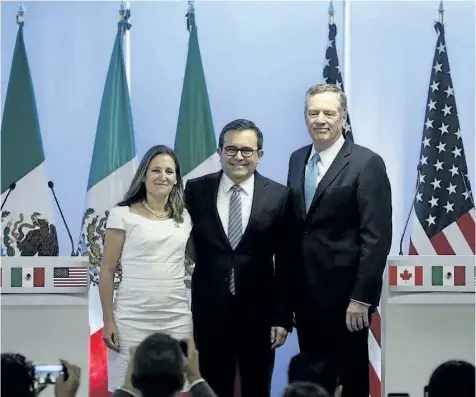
[438,1,444,24]
[328,0,334,25]
[119,1,131,92]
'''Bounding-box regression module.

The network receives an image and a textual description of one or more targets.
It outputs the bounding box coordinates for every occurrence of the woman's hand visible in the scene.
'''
[102,320,120,352]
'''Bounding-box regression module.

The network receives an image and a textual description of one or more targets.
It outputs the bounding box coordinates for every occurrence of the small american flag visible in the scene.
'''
[53,267,89,287]
[409,22,475,256]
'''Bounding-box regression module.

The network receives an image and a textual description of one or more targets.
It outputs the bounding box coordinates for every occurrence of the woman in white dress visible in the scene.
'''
[99,145,193,391]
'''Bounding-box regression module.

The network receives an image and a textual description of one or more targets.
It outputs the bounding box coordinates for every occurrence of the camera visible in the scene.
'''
[33,364,68,384]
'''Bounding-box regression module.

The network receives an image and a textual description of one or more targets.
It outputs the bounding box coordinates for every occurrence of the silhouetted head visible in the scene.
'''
[1,353,35,397]
[132,332,185,397]
[428,360,475,397]
[282,381,331,397]
[288,353,339,395]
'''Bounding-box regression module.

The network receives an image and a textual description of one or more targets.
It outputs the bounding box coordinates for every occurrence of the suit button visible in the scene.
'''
[304,229,309,234]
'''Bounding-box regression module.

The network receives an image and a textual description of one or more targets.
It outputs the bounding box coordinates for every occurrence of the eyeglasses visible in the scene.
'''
[222,146,259,158]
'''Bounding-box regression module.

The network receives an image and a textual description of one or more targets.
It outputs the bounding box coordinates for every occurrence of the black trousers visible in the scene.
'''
[194,295,275,397]
[295,309,371,397]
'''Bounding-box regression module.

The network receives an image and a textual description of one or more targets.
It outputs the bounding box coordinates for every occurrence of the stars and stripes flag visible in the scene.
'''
[323,21,354,142]
[323,20,381,397]
[409,22,475,257]
[53,267,89,288]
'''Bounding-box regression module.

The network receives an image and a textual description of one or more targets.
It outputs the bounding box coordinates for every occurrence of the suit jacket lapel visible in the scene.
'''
[298,145,313,219]
[306,139,352,216]
[239,172,268,247]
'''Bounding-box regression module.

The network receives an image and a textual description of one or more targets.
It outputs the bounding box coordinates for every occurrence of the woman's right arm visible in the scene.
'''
[99,228,125,323]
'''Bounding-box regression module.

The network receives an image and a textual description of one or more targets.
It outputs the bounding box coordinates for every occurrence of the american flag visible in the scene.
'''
[409,22,475,256]
[53,267,89,288]
[323,20,381,397]
[323,21,354,142]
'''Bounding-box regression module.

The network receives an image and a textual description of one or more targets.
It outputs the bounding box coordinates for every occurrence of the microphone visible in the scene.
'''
[399,164,422,255]
[47,181,77,256]
[459,167,475,208]
[1,183,16,210]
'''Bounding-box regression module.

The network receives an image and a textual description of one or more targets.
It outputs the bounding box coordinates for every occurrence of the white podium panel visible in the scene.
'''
[382,255,475,397]
[1,257,89,397]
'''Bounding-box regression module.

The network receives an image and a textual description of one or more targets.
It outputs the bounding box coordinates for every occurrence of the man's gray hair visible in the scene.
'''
[304,83,348,116]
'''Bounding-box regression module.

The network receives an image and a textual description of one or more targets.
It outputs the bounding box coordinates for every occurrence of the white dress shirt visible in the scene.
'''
[306,134,345,184]
[216,172,254,237]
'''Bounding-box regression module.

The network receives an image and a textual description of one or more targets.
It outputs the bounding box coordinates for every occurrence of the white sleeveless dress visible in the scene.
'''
[105,205,193,391]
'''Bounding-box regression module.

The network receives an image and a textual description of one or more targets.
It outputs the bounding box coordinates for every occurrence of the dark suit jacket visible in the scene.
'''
[185,171,293,337]
[287,139,392,315]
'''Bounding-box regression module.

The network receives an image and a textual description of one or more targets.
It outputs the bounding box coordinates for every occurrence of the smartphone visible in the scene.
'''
[33,364,66,384]
[179,340,188,357]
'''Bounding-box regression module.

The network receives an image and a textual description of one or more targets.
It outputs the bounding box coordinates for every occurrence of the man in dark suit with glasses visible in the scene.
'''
[185,119,293,397]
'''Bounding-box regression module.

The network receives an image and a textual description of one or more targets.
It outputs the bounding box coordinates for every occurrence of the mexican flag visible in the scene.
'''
[10,267,45,287]
[174,3,220,187]
[174,0,221,318]
[174,4,226,396]
[1,18,58,257]
[77,17,136,397]
[432,265,466,286]
[174,1,221,302]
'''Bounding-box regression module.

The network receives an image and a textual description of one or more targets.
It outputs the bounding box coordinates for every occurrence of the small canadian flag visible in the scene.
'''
[389,265,423,286]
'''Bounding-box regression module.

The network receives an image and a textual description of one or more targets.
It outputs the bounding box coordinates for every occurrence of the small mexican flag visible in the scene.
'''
[11,267,45,287]
[389,265,423,286]
[432,266,466,286]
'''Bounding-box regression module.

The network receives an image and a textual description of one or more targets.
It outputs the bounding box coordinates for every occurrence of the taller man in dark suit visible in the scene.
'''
[287,84,392,397]
[185,119,293,397]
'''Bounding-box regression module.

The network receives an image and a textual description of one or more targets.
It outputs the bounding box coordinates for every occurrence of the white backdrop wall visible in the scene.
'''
[1,1,474,396]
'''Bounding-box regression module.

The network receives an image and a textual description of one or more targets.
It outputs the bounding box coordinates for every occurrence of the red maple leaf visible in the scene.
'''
[400,269,413,281]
